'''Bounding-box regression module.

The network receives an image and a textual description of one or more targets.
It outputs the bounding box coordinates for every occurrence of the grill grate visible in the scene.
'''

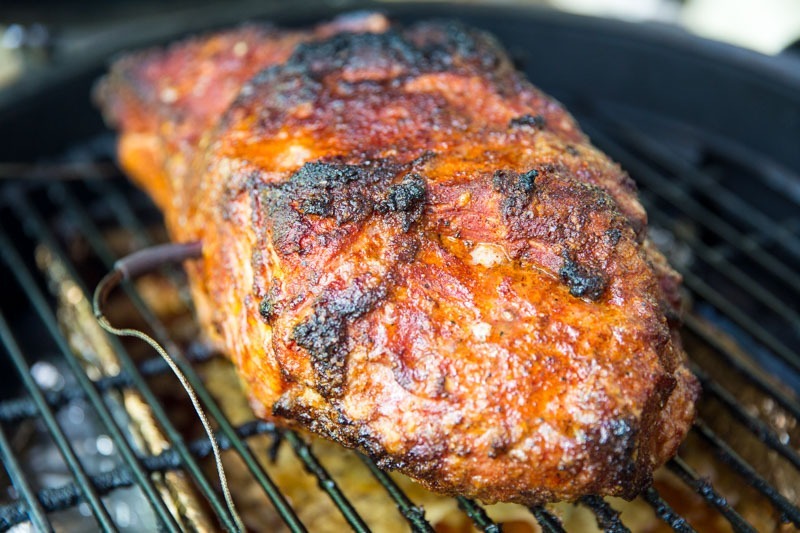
[581,120,800,374]
[1,74,799,533]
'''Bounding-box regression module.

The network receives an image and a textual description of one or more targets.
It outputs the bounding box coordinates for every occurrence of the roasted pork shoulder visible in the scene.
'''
[97,13,699,504]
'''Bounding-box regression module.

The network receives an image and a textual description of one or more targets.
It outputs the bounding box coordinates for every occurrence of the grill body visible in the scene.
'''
[0,2,799,532]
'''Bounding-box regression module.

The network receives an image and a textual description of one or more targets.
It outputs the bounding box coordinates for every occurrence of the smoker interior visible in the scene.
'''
[1,2,799,532]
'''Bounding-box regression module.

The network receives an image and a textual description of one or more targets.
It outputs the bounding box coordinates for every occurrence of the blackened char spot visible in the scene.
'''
[411,19,504,73]
[386,174,426,211]
[272,392,383,459]
[332,195,371,225]
[583,416,638,492]
[232,68,322,126]
[268,200,308,255]
[293,312,346,396]
[559,253,607,301]
[380,173,427,231]
[262,19,509,90]
[261,159,417,257]
[292,161,362,188]
[292,279,388,398]
[605,228,622,246]
[493,168,538,218]
[262,162,371,255]
[259,295,275,322]
[291,161,382,225]
[300,194,332,217]
[519,169,538,192]
[509,114,546,129]
[285,30,422,79]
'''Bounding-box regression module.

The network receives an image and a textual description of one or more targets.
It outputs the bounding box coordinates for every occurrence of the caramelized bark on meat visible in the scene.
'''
[97,13,699,504]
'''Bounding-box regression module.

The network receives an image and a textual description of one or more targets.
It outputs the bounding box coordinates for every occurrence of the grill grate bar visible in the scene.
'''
[115,308,308,531]
[85,179,152,248]
[48,183,309,532]
[529,506,567,533]
[282,430,371,532]
[580,496,629,533]
[2,204,189,532]
[640,487,697,533]
[0,348,214,424]
[0,468,133,532]
[0,226,181,532]
[683,315,800,421]
[0,419,278,530]
[51,182,254,529]
[692,365,800,470]
[693,420,800,527]
[594,113,800,260]
[357,454,435,532]
[87,179,195,304]
[583,122,800,293]
[643,196,800,329]
[455,496,501,532]
[0,403,53,532]
[0,347,502,532]
[680,268,799,373]
[641,193,800,370]
[667,457,756,533]
[21,185,251,530]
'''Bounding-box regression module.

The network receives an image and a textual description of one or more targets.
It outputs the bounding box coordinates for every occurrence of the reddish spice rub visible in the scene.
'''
[96,13,699,504]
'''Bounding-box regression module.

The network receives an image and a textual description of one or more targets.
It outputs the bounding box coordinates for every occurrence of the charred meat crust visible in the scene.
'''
[272,392,446,482]
[250,20,510,88]
[259,160,427,255]
[559,252,607,301]
[492,168,538,219]
[292,278,388,398]
[257,159,428,396]
[509,113,547,129]
[99,13,699,506]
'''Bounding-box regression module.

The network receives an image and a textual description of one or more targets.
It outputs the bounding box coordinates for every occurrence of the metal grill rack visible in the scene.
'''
[1,4,800,532]
[1,109,798,533]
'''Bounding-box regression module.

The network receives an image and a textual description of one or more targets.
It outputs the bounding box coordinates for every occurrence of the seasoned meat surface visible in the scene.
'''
[97,13,699,504]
